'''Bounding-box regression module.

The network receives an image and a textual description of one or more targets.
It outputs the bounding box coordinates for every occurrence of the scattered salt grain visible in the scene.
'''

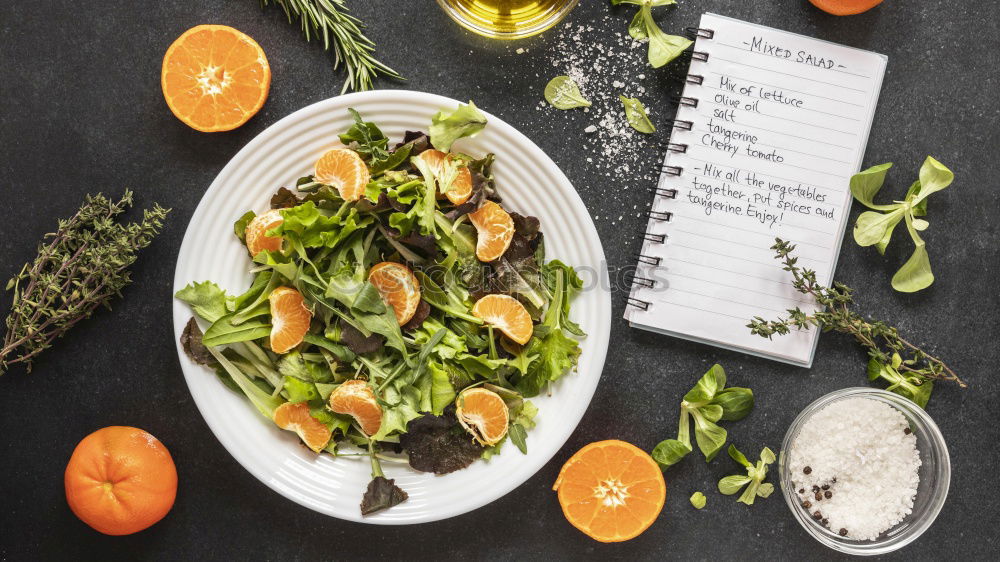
[788,398,920,541]
[584,125,598,133]
[612,80,625,88]
[516,47,526,54]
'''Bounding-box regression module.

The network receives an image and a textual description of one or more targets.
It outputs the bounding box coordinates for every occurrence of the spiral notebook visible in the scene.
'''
[624,13,887,367]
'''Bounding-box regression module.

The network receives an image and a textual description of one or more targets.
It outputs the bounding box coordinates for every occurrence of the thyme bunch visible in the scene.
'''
[748,239,963,407]
[260,0,402,93]
[2,191,169,374]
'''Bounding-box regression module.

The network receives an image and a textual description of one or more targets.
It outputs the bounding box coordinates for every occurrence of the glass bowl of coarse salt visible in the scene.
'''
[779,388,950,556]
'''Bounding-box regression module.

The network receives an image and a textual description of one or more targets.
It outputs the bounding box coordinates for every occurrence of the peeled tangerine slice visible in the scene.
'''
[314,147,370,202]
[472,294,533,345]
[273,402,332,453]
[415,149,473,205]
[468,200,514,262]
[455,387,509,446]
[244,208,284,257]
[268,286,312,354]
[368,261,421,326]
[328,380,382,437]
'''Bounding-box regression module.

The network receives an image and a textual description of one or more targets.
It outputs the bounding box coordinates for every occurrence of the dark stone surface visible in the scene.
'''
[1,0,997,559]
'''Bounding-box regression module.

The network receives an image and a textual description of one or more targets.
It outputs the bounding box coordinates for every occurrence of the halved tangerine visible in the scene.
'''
[161,25,270,132]
[368,261,421,326]
[244,208,284,257]
[472,294,533,345]
[268,286,312,354]
[808,0,883,16]
[415,149,473,205]
[468,201,514,262]
[328,380,382,436]
[553,440,667,543]
[455,387,509,446]
[314,147,370,202]
[273,402,332,453]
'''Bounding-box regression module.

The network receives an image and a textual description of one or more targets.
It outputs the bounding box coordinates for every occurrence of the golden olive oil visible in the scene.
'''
[438,0,578,39]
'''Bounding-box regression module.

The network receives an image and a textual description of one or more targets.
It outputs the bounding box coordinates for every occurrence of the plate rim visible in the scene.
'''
[171,89,611,524]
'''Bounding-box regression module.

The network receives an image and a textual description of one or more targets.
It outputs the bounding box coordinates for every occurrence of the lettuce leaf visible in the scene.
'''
[429,101,487,152]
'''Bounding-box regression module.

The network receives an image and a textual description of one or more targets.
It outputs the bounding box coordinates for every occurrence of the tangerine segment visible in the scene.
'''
[314,147,370,202]
[245,208,284,257]
[455,387,509,446]
[416,149,473,205]
[808,0,883,15]
[328,380,382,436]
[64,426,178,536]
[268,286,312,354]
[552,440,666,543]
[472,294,533,345]
[368,261,421,326]
[468,201,514,262]
[273,402,332,453]
[161,25,270,132]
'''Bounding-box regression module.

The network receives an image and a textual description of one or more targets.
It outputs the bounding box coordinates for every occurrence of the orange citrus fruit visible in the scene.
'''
[273,402,332,453]
[314,147,370,202]
[64,426,178,536]
[161,24,270,132]
[468,200,514,262]
[472,294,533,345]
[245,208,284,257]
[368,261,421,325]
[328,380,382,436]
[415,149,473,205]
[455,387,509,446]
[268,286,312,354]
[553,440,666,543]
[808,0,883,15]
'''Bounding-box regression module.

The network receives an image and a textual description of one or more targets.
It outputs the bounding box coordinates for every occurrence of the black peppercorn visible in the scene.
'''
[814,492,822,501]
[813,511,822,520]
[904,427,912,435]
[804,466,812,475]
[825,490,832,499]
[821,484,830,490]
[822,518,829,526]
[832,477,837,483]
[798,488,805,494]
[803,500,812,509]
[839,528,848,537]
[812,485,820,493]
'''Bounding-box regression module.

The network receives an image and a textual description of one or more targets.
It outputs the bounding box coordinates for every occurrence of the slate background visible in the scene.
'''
[1,0,997,560]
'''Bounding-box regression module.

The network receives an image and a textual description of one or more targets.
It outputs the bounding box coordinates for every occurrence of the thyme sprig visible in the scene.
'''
[260,0,402,93]
[2,191,169,374]
[747,239,963,406]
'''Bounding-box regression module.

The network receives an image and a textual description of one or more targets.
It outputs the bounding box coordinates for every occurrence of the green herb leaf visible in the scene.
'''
[646,25,693,68]
[850,162,895,210]
[854,209,904,247]
[544,76,592,109]
[689,491,707,509]
[727,443,751,467]
[429,101,488,152]
[651,438,692,468]
[692,411,727,461]
[175,281,230,323]
[619,95,656,134]
[508,423,528,454]
[684,363,725,403]
[718,475,751,495]
[891,226,933,292]
[713,387,754,421]
[202,313,272,347]
[233,210,256,242]
[756,482,775,498]
[760,447,776,465]
[913,156,954,202]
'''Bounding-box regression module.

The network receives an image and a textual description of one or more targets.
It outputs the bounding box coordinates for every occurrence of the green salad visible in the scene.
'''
[177,103,585,515]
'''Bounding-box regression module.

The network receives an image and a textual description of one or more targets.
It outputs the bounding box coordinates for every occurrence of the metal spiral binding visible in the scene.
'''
[665,142,689,154]
[661,165,683,177]
[634,253,663,266]
[670,95,699,108]
[628,275,656,289]
[643,232,666,243]
[665,118,694,131]
[626,297,651,311]
[652,187,678,199]
[650,210,673,222]
[684,27,715,39]
[686,74,705,85]
[679,50,711,63]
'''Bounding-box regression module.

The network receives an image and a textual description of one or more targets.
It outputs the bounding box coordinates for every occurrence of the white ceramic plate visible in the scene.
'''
[171,90,611,524]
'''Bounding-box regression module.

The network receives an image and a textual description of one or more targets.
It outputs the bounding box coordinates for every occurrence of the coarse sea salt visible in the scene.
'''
[788,397,920,541]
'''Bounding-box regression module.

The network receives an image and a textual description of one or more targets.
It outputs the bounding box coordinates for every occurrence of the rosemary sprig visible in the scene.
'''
[747,239,963,406]
[1,191,169,374]
[260,0,403,93]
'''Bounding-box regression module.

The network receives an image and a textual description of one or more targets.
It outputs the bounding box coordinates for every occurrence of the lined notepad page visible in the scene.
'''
[625,13,887,366]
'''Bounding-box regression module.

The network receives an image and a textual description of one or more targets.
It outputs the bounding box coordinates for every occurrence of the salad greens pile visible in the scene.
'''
[177,103,585,514]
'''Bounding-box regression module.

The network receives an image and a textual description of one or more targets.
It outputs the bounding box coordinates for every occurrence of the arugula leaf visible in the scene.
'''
[429,102,487,152]
[544,76,592,110]
[339,108,390,165]
[206,345,284,419]
[175,281,229,323]
[202,313,272,347]
[620,95,656,134]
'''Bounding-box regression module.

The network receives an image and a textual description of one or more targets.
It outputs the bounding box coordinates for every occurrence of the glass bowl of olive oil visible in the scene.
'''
[437,0,579,39]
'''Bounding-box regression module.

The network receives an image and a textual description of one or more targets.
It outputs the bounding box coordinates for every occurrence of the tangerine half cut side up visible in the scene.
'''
[468,200,514,262]
[314,147,370,202]
[328,380,382,437]
[273,402,332,453]
[553,440,667,543]
[161,25,270,132]
[268,286,312,354]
